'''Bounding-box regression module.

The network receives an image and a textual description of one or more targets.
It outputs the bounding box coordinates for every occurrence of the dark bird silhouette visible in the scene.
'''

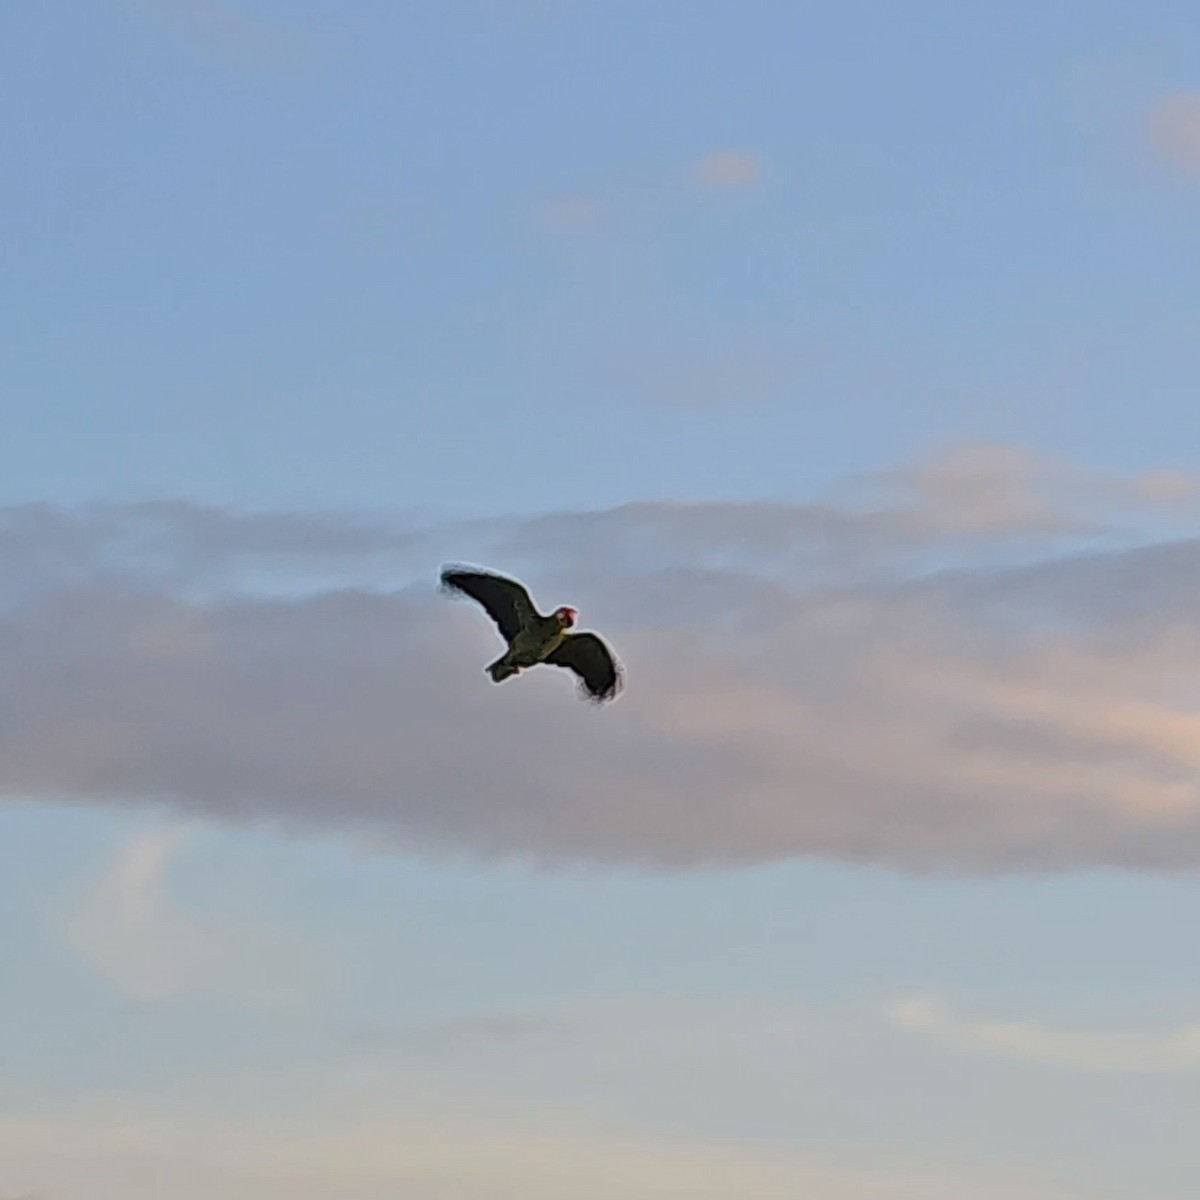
[440,566,623,703]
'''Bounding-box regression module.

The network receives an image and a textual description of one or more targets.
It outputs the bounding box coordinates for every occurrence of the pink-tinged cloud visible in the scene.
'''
[1149,92,1200,174]
[694,150,764,189]
[127,0,311,69]
[538,193,603,232]
[1,446,1200,872]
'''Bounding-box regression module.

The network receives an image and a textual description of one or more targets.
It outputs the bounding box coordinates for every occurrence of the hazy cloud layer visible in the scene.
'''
[5,983,1182,1198]
[0,1103,1092,1200]
[2,445,1200,871]
[0,990,1138,1199]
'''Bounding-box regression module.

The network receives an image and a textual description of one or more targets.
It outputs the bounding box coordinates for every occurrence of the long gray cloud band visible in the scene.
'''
[2,445,1198,871]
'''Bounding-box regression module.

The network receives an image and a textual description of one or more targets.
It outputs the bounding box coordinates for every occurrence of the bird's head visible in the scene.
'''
[554,605,578,629]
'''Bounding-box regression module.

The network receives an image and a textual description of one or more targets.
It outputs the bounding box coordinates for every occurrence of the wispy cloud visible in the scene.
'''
[1148,91,1200,175]
[65,828,322,1006]
[694,150,764,189]
[635,347,803,411]
[533,148,765,237]
[884,992,1200,1073]
[536,193,604,232]
[862,441,1199,537]
[3,445,1200,872]
[121,0,313,69]
[403,1012,572,1053]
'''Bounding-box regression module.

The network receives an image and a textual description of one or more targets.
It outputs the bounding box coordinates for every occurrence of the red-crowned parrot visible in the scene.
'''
[440,566,623,703]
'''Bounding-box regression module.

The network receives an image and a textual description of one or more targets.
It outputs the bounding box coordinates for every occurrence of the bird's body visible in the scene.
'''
[495,619,570,677]
[440,566,622,703]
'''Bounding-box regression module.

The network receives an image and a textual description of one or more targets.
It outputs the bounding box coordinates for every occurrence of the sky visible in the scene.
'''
[5,2,1200,1196]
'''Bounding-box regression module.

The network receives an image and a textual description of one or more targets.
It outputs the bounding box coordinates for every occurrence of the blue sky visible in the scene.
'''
[5,3,1200,1197]
[8,0,1200,512]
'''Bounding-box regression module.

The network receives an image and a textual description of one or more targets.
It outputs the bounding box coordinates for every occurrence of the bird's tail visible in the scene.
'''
[487,656,520,683]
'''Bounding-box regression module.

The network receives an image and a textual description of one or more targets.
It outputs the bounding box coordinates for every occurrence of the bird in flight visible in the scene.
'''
[440,566,623,703]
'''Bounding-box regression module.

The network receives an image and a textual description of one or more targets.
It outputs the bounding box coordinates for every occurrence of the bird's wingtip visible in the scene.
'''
[582,665,624,705]
[438,563,474,592]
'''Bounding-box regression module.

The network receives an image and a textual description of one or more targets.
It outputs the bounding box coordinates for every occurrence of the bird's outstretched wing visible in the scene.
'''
[544,632,623,703]
[440,566,535,643]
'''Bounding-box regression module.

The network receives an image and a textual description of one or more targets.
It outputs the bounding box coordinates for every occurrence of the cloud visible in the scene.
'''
[884,992,1200,1073]
[65,827,321,1005]
[0,1101,1095,1200]
[1149,91,1200,175]
[870,443,1075,535]
[3,445,1200,872]
[0,988,1168,1197]
[123,0,312,69]
[532,148,764,248]
[537,193,604,232]
[403,1013,573,1053]
[694,150,764,189]
[636,348,804,411]
[1130,469,1200,507]
[861,442,1200,538]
